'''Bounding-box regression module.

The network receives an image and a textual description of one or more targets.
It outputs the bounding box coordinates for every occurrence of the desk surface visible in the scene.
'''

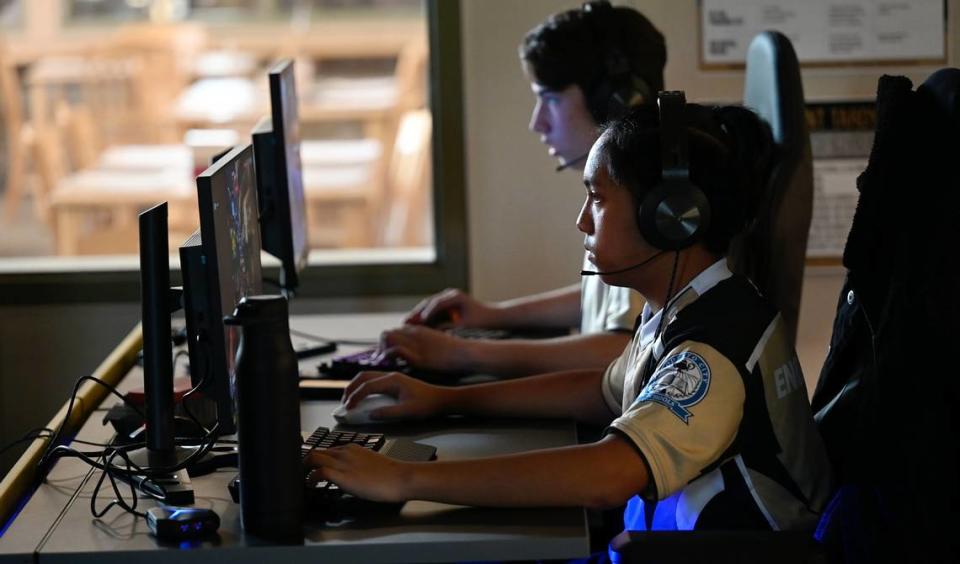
[0,313,590,563]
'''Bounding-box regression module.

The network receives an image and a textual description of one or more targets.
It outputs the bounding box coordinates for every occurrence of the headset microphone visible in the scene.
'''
[555,152,590,172]
[581,250,667,276]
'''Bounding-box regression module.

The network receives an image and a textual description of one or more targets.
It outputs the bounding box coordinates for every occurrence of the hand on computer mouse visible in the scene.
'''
[403,288,499,328]
[378,325,470,373]
[332,393,399,425]
[341,371,451,421]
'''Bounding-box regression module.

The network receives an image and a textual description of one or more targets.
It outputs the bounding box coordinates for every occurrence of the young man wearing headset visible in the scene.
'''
[308,99,833,551]
[377,2,665,377]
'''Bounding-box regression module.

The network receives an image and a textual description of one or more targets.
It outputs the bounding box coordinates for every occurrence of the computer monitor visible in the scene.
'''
[252,59,308,292]
[181,144,263,435]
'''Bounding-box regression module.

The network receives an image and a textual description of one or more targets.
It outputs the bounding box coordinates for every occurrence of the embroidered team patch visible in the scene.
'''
[636,351,711,424]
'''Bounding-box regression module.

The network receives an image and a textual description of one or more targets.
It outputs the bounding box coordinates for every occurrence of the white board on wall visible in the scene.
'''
[700,0,946,66]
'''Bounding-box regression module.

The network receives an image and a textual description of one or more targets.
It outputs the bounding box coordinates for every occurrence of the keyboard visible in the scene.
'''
[315,326,569,381]
[317,348,409,380]
[228,426,436,516]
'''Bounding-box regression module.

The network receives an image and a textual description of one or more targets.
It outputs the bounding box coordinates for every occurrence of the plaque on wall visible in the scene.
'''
[805,101,876,259]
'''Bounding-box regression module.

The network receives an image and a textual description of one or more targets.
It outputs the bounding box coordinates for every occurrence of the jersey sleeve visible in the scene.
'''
[601,347,630,415]
[607,340,745,500]
[601,285,646,333]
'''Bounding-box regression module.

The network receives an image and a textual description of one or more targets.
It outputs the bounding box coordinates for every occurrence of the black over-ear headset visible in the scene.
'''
[581,1,652,122]
[637,91,711,251]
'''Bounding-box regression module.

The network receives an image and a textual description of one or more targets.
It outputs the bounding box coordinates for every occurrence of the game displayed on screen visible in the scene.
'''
[213,153,263,394]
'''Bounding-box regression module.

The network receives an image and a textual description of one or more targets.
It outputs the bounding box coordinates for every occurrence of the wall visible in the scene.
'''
[0,303,140,474]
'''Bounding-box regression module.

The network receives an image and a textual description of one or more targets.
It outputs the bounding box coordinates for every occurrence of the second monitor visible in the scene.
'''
[181,143,263,435]
[253,59,308,293]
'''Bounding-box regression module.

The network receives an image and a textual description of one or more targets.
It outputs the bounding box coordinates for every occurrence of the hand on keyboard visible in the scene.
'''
[305,443,410,504]
[342,371,450,422]
[378,325,471,373]
[404,288,502,328]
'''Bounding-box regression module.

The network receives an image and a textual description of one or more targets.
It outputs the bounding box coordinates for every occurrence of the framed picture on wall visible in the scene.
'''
[699,0,947,68]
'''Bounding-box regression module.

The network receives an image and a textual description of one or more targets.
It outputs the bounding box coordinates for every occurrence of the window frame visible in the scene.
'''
[0,0,468,307]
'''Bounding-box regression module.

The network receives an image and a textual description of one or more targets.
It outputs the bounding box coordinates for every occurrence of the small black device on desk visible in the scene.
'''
[146,506,220,541]
[292,337,337,360]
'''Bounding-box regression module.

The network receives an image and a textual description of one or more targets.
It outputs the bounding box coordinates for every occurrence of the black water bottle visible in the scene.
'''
[224,295,303,543]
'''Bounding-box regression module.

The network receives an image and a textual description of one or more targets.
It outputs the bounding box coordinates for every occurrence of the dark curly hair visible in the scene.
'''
[597,104,775,255]
[520,2,666,124]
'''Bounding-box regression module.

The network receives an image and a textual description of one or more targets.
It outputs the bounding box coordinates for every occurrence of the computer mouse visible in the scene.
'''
[332,394,399,425]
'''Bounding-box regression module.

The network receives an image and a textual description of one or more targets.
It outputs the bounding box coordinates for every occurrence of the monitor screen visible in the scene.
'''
[187,143,262,433]
[258,58,308,290]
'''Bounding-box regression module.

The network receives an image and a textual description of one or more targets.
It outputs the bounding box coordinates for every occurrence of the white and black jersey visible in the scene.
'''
[602,259,833,533]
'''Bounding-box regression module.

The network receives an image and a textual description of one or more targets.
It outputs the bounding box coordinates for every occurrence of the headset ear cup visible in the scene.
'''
[638,178,711,251]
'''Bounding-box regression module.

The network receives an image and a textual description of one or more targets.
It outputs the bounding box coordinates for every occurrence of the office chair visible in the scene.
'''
[729,30,813,347]
[809,67,960,564]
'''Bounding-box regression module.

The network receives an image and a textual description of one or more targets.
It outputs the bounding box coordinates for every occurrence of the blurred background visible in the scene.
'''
[0,0,432,258]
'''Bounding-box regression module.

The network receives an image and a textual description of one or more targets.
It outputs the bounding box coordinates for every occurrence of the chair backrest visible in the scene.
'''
[2,41,34,222]
[0,42,22,139]
[730,31,813,346]
[106,22,207,142]
[394,36,429,113]
[381,109,432,247]
[62,103,102,171]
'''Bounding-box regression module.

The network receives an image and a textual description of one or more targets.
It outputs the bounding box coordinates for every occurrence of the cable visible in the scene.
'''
[0,428,54,457]
[654,251,682,341]
[38,374,145,473]
[35,367,226,521]
[91,448,147,519]
[174,349,209,435]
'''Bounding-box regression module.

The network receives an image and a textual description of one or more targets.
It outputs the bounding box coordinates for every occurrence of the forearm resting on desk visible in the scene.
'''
[343,369,612,425]
[490,283,582,329]
[443,369,613,425]
[308,436,648,509]
[407,437,647,509]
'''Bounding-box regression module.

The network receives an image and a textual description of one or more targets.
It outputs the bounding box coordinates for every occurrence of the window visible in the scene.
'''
[0,0,22,29]
[0,0,466,304]
[64,0,150,25]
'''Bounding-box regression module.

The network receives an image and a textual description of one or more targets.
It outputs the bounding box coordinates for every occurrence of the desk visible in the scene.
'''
[0,313,590,563]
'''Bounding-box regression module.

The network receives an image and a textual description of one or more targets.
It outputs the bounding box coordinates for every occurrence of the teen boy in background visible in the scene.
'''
[379,2,665,377]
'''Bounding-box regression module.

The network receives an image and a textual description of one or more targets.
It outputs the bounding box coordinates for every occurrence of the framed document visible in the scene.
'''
[805,101,876,259]
[700,0,947,68]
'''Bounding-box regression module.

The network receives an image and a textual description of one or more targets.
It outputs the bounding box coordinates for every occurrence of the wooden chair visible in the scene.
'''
[33,106,194,255]
[302,109,431,249]
[380,109,432,247]
[62,103,191,175]
[393,36,429,114]
[302,153,383,249]
[105,22,208,143]
[1,41,35,222]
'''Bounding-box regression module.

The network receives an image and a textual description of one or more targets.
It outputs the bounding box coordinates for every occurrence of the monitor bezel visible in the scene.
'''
[265,58,308,290]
